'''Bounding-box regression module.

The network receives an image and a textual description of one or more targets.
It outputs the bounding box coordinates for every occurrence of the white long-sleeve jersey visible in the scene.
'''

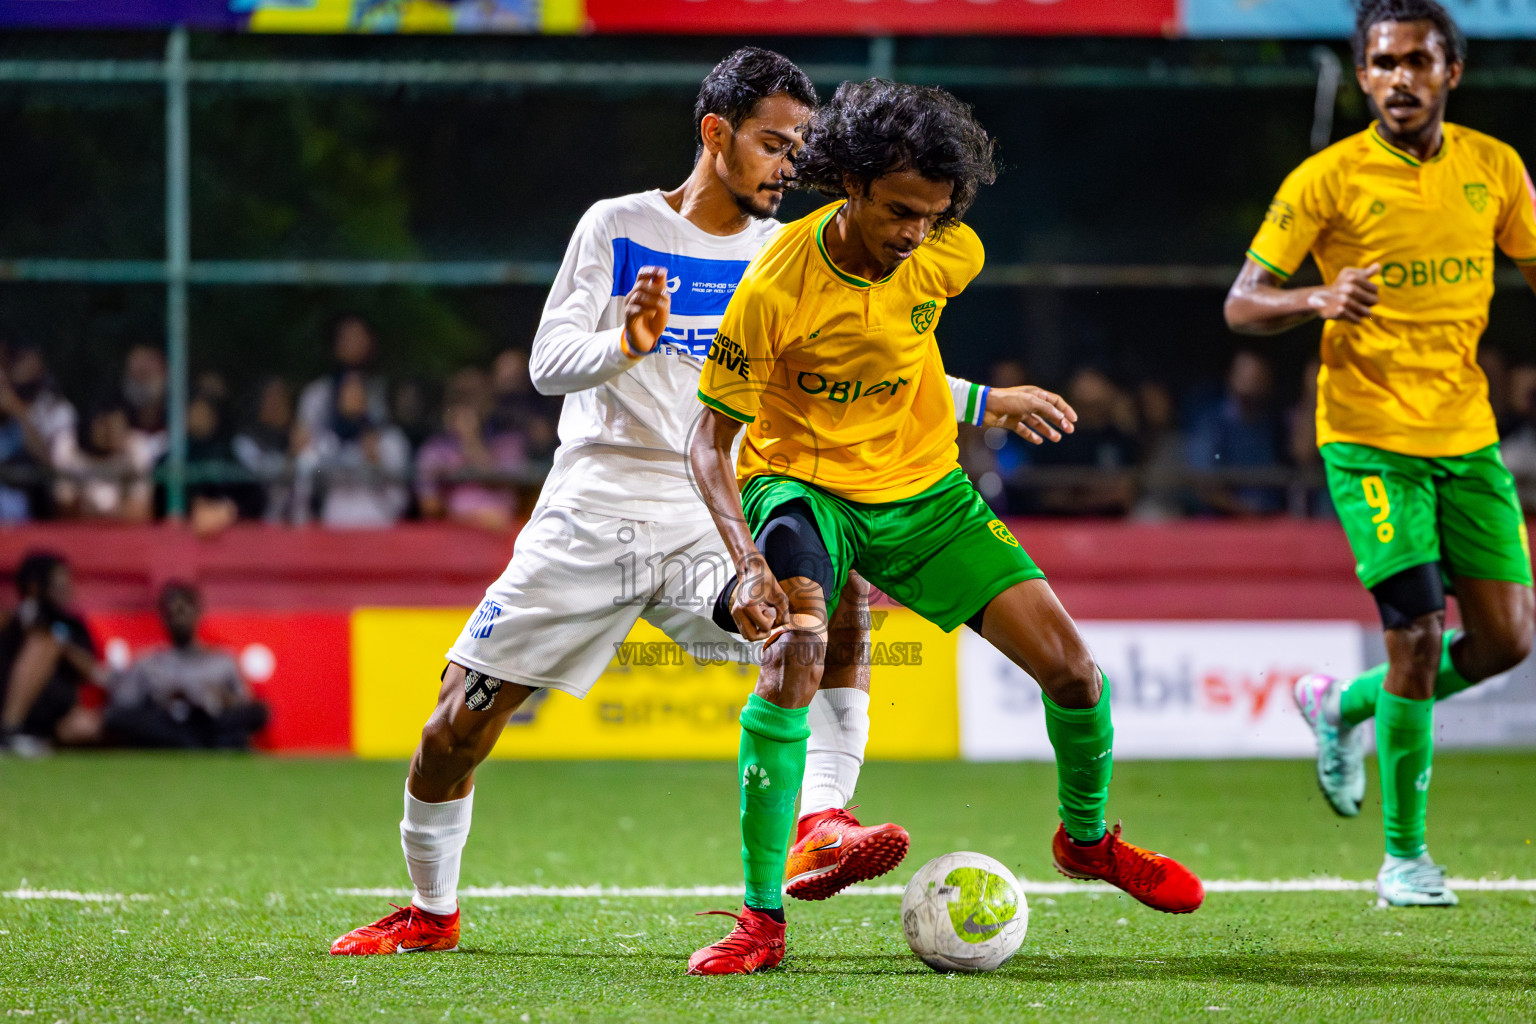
[529,189,990,522]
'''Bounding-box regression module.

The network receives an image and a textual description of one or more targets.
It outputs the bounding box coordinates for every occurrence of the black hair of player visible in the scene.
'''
[694,48,818,159]
[1352,0,1464,66]
[795,79,997,238]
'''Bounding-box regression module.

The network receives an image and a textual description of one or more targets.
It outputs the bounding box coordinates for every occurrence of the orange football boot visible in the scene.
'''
[329,903,460,955]
[1052,822,1205,914]
[686,906,786,975]
[784,807,910,901]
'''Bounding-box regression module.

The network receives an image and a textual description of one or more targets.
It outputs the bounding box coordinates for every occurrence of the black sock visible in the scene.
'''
[747,905,786,924]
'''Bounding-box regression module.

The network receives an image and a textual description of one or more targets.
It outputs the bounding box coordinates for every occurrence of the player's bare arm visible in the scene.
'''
[1224,259,1380,335]
[690,406,788,640]
[981,385,1077,444]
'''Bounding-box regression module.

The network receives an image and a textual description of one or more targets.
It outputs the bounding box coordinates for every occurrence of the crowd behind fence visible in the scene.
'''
[14,312,1536,530]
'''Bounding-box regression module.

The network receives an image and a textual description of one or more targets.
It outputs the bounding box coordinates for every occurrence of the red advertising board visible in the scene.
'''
[584,0,1176,36]
[87,612,352,754]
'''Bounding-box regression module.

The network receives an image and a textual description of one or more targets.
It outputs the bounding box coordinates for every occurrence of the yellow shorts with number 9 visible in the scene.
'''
[1320,441,1532,590]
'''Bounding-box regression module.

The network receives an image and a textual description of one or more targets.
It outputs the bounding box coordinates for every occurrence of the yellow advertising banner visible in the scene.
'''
[351,607,958,760]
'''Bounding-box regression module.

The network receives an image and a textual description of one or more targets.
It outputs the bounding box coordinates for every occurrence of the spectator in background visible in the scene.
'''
[0,359,51,522]
[11,344,75,519]
[1027,366,1139,516]
[294,369,411,527]
[103,581,269,750]
[10,344,76,457]
[391,377,433,453]
[487,347,561,461]
[296,314,388,442]
[121,344,169,466]
[158,375,265,533]
[52,401,154,522]
[1186,349,1288,516]
[416,367,528,530]
[1132,379,1187,521]
[0,552,104,756]
[234,376,299,523]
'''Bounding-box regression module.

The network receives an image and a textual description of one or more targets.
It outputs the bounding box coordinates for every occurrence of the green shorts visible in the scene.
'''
[740,467,1045,632]
[1321,441,1532,589]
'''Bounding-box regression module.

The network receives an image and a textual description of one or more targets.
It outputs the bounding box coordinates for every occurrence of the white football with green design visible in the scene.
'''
[900,852,1028,973]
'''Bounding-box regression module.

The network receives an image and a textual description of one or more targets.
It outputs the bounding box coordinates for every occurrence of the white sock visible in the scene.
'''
[400,786,473,915]
[801,687,870,818]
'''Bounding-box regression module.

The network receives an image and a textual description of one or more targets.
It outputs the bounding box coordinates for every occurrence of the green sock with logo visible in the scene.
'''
[1338,632,1475,728]
[1376,690,1433,859]
[737,693,810,911]
[1042,674,1113,843]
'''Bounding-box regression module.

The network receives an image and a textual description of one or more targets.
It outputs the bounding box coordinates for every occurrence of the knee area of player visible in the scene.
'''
[1035,658,1102,710]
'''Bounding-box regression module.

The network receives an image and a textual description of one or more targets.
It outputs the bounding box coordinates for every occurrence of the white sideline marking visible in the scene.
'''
[3,888,152,902]
[331,877,1536,899]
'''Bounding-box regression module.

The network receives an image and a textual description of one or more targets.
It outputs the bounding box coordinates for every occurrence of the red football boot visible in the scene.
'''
[784,807,910,901]
[1052,822,1204,914]
[329,904,460,955]
[686,906,786,975]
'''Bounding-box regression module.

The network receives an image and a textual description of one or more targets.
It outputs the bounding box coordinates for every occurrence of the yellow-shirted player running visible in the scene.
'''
[1226,0,1536,909]
[685,80,1204,975]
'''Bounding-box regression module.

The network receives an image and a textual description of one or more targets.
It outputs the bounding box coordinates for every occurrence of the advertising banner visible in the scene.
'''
[0,0,577,32]
[87,611,352,752]
[351,607,958,760]
[959,620,1366,760]
[584,0,1176,35]
[1183,0,1536,38]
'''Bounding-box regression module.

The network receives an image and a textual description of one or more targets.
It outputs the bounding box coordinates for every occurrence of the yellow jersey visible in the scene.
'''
[697,201,983,503]
[1247,122,1536,458]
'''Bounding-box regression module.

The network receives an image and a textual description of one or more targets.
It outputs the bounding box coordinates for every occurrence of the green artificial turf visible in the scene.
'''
[3,754,1536,1022]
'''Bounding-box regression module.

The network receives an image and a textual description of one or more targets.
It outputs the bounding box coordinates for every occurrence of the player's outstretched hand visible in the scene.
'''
[982,385,1078,445]
[733,555,790,641]
[1309,263,1379,324]
[623,266,671,354]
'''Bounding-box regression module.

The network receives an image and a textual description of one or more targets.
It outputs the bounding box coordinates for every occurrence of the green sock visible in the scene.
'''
[1042,674,1113,843]
[737,693,810,911]
[1337,632,1474,728]
[1376,690,1433,859]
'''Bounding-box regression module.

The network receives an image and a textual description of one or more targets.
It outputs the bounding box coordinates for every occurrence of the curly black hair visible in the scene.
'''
[694,48,817,159]
[1353,0,1464,66]
[794,79,997,237]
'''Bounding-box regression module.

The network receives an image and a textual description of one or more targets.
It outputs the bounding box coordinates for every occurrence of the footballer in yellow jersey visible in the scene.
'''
[687,79,1204,976]
[1226,0,1536,909]
[697,199,983,503]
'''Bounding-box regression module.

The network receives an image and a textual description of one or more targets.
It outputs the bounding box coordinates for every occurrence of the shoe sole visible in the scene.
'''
[1376,894,1458,909]
[686,949,785,975]
[329,939,459,955]
[786,827,910,902]
[1051,858,1200,915]
[1293,677,1361,819]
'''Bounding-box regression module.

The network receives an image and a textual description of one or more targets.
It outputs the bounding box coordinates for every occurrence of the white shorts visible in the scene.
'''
[446,504,752,698]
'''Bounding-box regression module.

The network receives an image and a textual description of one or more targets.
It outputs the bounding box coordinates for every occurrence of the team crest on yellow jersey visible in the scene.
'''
[987,518,1019,547]
[1464,183,1490,213]
[911,300,936,334]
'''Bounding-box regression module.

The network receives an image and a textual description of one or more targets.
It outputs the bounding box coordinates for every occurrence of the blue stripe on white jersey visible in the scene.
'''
[610,237,751,319]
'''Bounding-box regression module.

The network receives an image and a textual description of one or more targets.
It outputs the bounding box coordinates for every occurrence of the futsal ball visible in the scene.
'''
[900,852,1029,973]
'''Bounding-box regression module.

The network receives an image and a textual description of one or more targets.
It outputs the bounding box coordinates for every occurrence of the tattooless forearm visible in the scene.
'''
[1224,260,1319,335]
[689,408,760,573]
